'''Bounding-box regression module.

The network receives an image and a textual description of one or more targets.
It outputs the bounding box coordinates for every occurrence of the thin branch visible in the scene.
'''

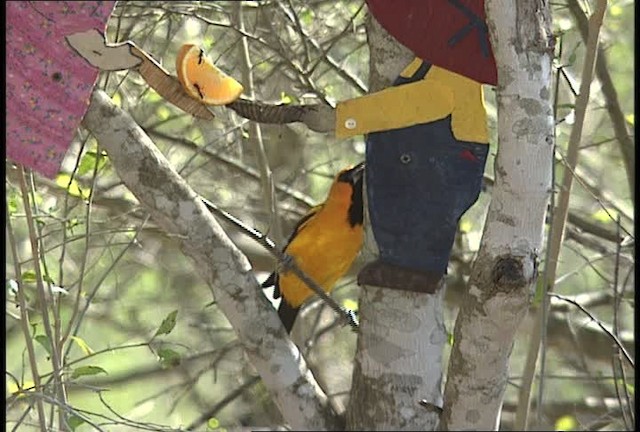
[6,200,48,431]
[185,376,261,431]
[277,0,368,93]
[233,2,284,247]
[63,216,151,362]
[566,0,635,201]
[60,143,101,349]
[18,166,69,431]
[612,351,634,431]
[146,129,315,210]
[549,293,634,368]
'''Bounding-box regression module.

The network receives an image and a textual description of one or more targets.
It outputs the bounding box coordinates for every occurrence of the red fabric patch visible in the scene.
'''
[460,149,479,162]
[366,0,497,85]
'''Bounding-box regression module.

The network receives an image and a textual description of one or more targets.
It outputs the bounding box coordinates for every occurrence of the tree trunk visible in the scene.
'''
[346,16,445,431]
[440,1,554,430]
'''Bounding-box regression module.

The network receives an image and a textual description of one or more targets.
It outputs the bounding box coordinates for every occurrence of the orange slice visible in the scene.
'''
[176,44,244,105]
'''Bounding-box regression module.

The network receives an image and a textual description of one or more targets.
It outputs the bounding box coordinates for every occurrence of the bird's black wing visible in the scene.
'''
[261,204,323,297]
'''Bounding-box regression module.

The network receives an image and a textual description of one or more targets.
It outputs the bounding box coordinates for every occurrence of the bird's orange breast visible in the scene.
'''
[278,201,363,308]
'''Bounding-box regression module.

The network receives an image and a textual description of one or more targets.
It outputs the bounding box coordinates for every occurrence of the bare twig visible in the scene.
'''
[60,143,101,350]
[611,215,634,431]
[63,216,152,361]
[6,200,48,431]
[566,0,635,201]
[549,293,634,368]
[146,128,315,210]
[18,166,69,431]
[612,351,634,431]
[185,375,261,431]
[277,0,368,93]
[233,2,284,247]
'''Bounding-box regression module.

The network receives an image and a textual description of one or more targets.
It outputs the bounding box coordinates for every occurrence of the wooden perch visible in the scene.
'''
[227,99,336,134]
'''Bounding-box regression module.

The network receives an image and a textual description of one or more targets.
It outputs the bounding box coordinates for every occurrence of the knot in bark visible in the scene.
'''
[491,256,527,291]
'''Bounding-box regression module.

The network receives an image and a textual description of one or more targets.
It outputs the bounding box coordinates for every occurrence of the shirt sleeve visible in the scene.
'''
[335,78,454,139]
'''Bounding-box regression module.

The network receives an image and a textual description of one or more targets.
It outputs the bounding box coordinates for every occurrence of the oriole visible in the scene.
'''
[262,162,365,333]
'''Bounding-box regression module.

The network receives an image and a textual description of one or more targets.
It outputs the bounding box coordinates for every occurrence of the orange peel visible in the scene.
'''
[176,44,243,105]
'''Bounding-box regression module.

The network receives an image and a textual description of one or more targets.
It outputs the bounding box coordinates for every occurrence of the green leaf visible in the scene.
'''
[55,174,89,199]
[625,382,635,396]
[342,298,358,312]
[157,348,181,368]
[111,92,122,107]
[77,151,108,176]
[70,336,94,356]
[145,89,163,103]
[72,365,107,379]
[610,4,623,17]
[207,417,220,429]
[77,153,94,176]
[300,9,314,26]
[35,335,52,355]
[625,113,634,126]
[555,414,577,431]
[154,310,178,337]
[67,415,85,431]
[156,106,171,120]
[203,36,216,50]
[591,208,618,223]
[7,193,19,214]
[447,331,455,346]
[459,219,473,233]
[21,270,37,283]
[67,217,82,232]
[280,92,293,104]
[566,42,581,66]
[533,277,546,306]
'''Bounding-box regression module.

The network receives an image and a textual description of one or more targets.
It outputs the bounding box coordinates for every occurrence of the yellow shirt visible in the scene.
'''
[335,58,489,144]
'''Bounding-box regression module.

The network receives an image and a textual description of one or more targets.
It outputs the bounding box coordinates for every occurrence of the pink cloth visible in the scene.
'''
[6,1,116,178]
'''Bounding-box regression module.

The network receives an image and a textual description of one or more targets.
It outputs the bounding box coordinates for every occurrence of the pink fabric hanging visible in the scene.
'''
[6,1,116,178]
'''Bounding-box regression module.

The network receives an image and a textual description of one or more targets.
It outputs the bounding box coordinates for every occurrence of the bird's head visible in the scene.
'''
[336,161,365,190]
[328,162,365,227]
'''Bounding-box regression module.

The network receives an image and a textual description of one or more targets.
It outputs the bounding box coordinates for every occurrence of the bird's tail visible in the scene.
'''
[277,299,300,334]
[262,272,298,333]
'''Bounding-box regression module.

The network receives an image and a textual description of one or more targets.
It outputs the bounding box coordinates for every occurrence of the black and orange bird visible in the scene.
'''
[262,162,365,333]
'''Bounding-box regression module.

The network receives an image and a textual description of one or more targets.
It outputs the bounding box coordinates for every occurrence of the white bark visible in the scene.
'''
[346,17,445,431]
[82,90,339,430]
[441,1,554,430]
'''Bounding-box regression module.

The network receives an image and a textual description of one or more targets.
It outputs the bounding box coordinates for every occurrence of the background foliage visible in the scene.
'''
[5,1,634,430]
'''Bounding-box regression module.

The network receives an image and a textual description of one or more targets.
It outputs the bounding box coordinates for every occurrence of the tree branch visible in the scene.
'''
[81,89,339,430]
